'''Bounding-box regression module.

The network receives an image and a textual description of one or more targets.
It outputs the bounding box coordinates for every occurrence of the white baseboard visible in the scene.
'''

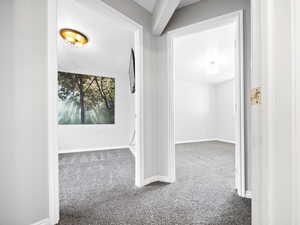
[176,138,236,145]
[176,139,217,145]
[143,176,173,186]
[31,218,49,225]
[215,139,236,144]
[59,146,130,154]
[245,190,252,199]
[128,145,136,157]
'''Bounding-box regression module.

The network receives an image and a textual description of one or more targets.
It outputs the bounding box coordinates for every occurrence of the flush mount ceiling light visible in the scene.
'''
[60,29,88,47]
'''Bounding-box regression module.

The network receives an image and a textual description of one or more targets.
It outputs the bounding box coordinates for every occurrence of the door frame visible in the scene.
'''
[166,10,246,197]
[291,0,300,223]
[47,1,144,224]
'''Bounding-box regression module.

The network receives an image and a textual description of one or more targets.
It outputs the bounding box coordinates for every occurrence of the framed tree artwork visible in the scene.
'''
[58,71,115,124]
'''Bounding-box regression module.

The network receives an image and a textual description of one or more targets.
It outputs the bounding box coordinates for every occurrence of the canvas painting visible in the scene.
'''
[58,71,115,124]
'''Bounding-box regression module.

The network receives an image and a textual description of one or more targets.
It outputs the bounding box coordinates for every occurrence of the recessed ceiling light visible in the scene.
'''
[60,28,88,47]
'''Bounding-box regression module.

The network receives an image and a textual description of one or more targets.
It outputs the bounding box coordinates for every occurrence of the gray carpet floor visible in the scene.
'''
[58,141,251,225]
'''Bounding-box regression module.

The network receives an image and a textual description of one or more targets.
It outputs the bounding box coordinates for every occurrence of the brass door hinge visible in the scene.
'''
[251,87,262,104]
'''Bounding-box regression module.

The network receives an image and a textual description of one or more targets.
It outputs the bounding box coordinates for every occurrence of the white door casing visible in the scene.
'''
[166,11,246,197]
[47,1,144,224]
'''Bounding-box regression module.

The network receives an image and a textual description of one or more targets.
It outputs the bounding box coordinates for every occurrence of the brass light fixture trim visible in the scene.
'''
[60,28,89,46]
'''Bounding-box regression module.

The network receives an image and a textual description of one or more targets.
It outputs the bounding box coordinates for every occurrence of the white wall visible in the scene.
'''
[57,0,135,152]
[57,76,135,152]
[101,0,159,178]
[3,0,298,224]
[294,0,300,222]
[175,80,216,143]
[0,1,15,223]
[0,0,161,223]
[174,23,235,144]
[215,80,235,142]
[0,0,49,224]
[57,64,135,151]
[175,79,235,144]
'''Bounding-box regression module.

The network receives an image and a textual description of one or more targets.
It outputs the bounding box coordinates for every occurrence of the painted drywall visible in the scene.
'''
[101,0,159,178]
[294,0,300,222]
[175,80,216,143]
[1,0,252,223]
[174,23,236,144]
[102,0,152,28]
[3,0,298,224]
[156,0,252,191]
[1,0,160,223]
[57,76,135,151]
[0,1,16,224]
[0,1,14,223]
[175,79,235,144]
[0,0,49,224]
[57,0,135,152]
[215,80,235,142]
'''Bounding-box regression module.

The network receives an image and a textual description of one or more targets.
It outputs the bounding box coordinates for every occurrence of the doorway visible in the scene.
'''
[167,11,246,197]
[47,0,144,224]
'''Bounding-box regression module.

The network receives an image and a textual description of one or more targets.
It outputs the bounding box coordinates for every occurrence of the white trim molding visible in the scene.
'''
[166,10,246,198]
[291,0,300,224]
[250,0,262,224]
[31,218,50,225]
[252,0,298,223]
[59,146,130,154]
[245,191,252,199]
[47,0,144,223]
[215,139,236,144]
[175,139,217,145]
[128,145,136,156]
[134,27,144,188]
[143,176,173,186]
[47,0,59,223]
[176,139,236,145]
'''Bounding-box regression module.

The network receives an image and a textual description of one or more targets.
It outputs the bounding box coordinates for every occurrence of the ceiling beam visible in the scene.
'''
[152,0,180,36]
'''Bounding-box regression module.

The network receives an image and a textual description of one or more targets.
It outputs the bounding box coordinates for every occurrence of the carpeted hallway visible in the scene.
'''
[58,141,251,225]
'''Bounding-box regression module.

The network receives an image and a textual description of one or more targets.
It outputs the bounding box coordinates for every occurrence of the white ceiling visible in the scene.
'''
[133,0,157,13]
[132,0,202,13]
[57,0,134,77]
[174,23,236,84]
[178,0,203,9]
